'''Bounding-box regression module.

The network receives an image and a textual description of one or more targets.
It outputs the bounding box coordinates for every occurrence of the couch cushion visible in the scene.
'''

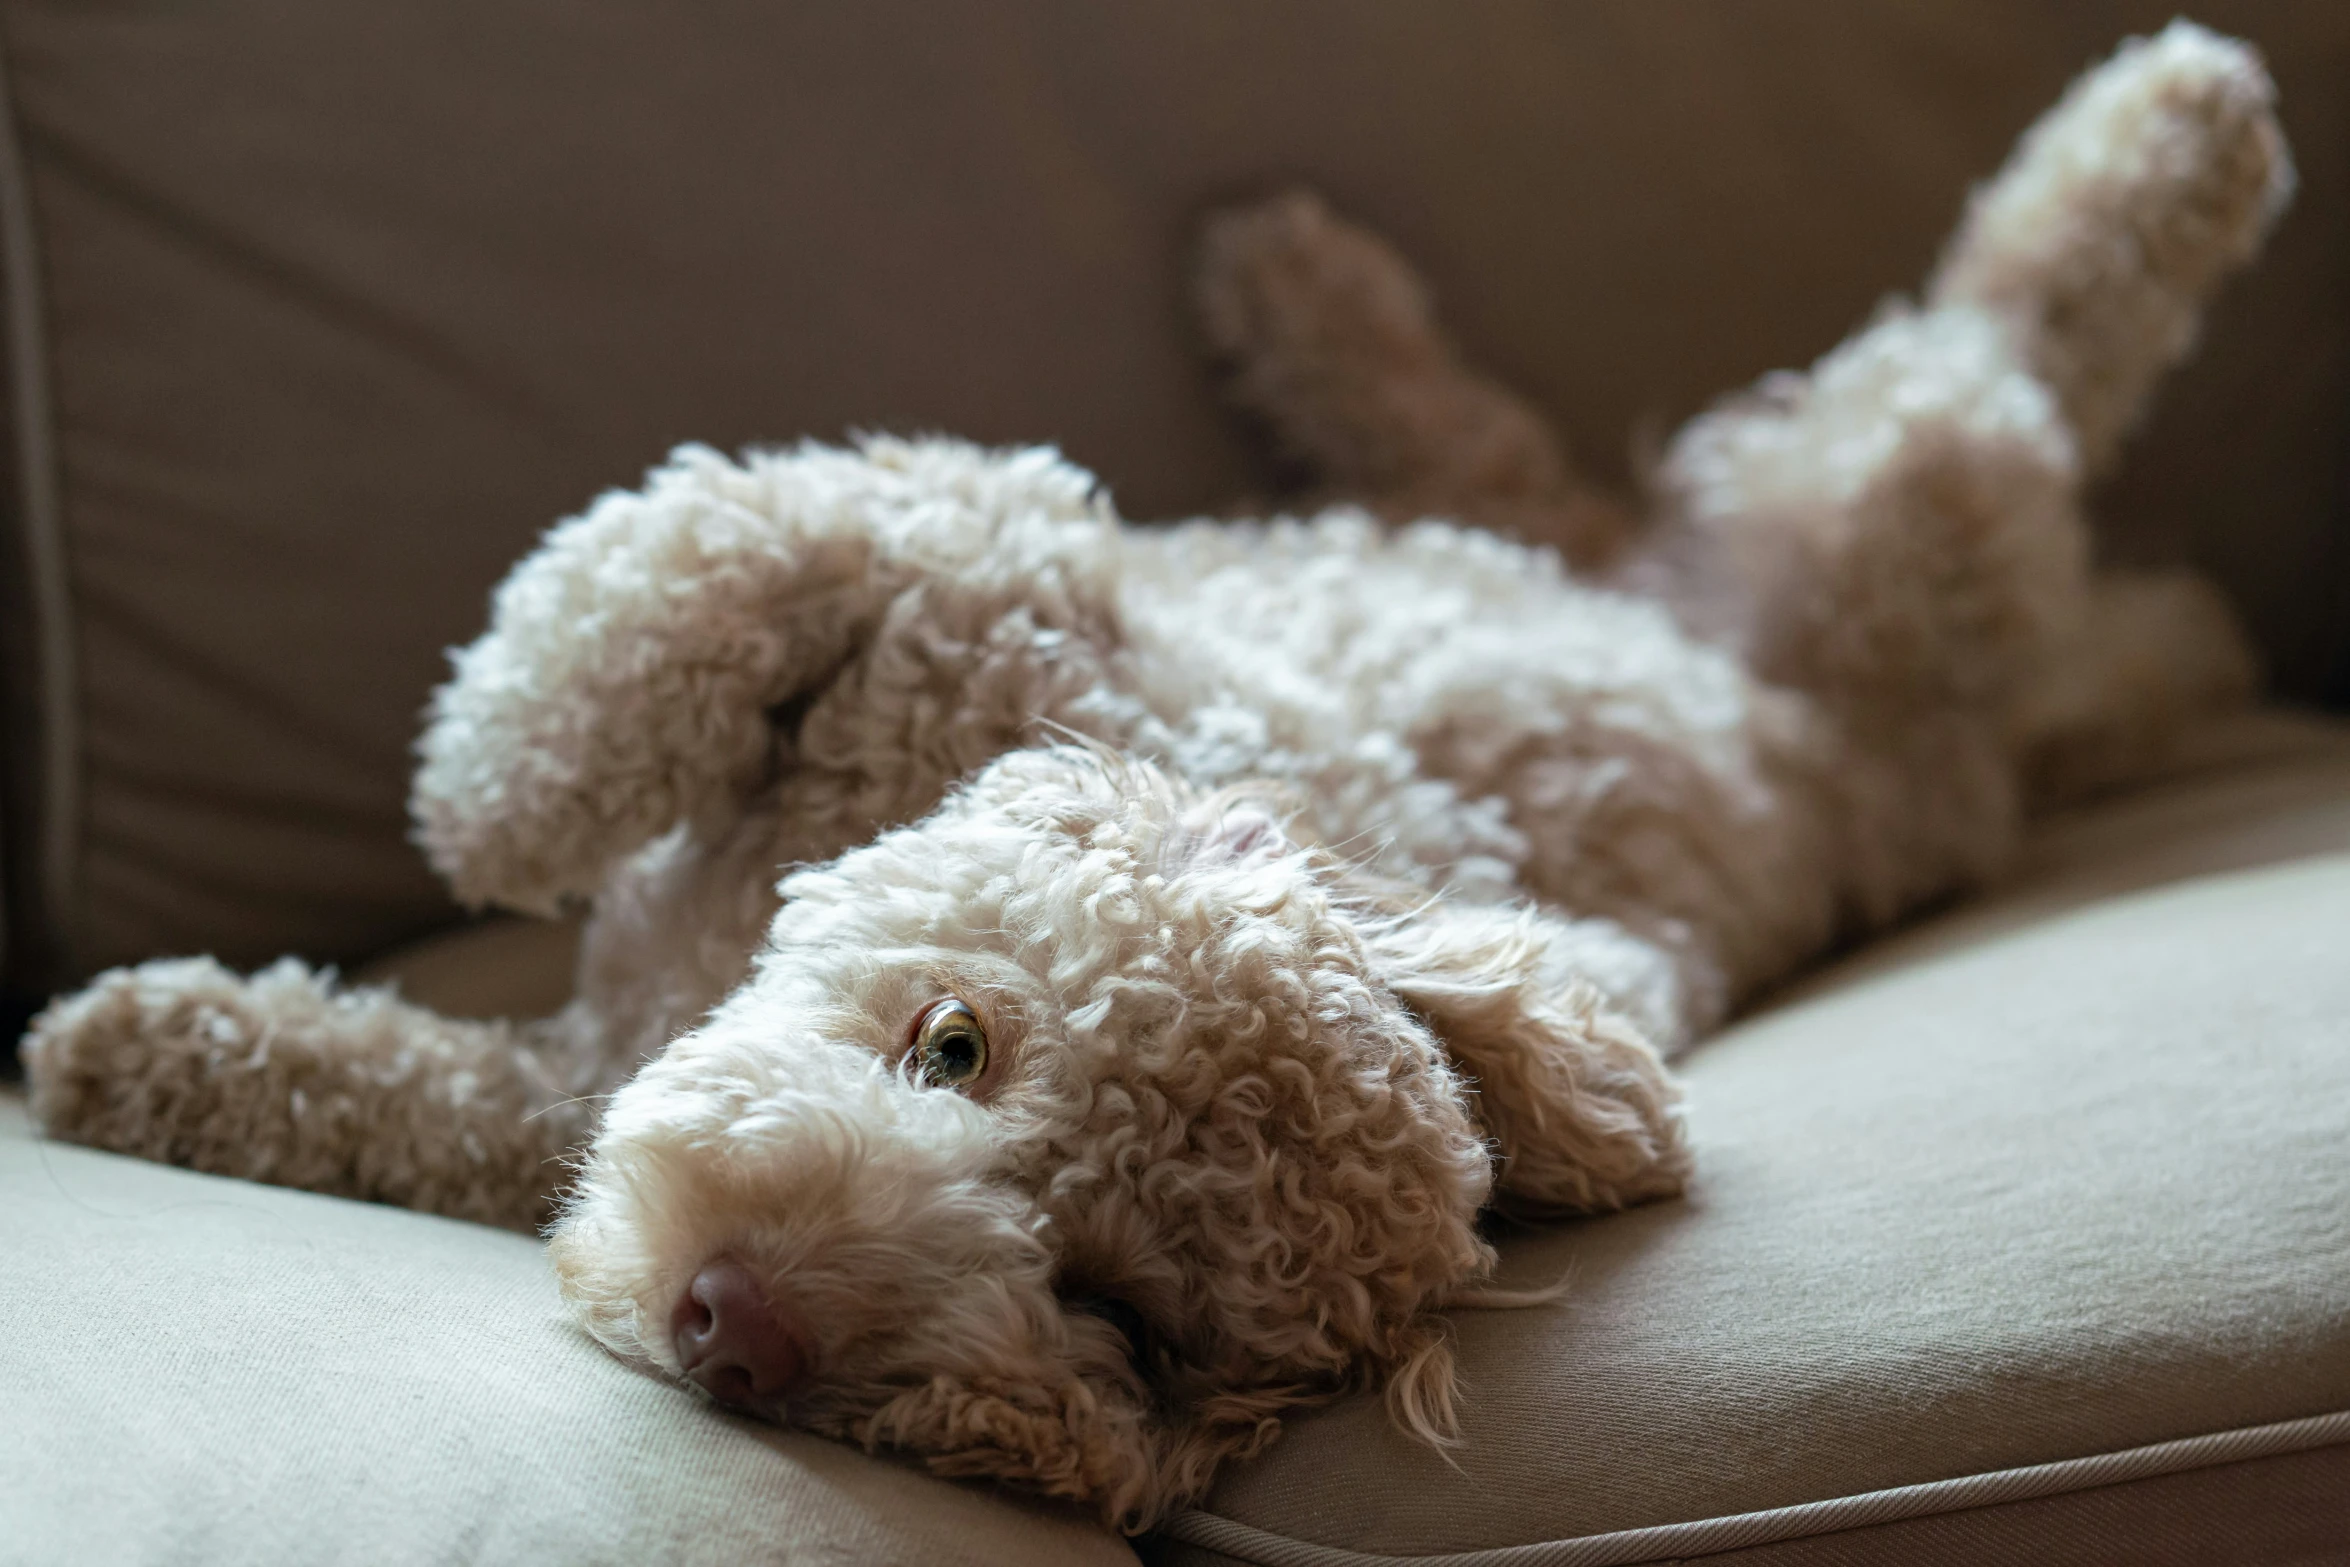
[6,735,2348,1564]
[1155,814,2350,1559]
[0,1092,1136,1566]
[186,709,2332,1566]
[6,0,2348,990]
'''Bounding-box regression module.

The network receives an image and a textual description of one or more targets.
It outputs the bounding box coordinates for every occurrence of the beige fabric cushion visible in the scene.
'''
[351,911,583,1024]
[0,1090,1136,1566]
[6,731,2348,1564]
[1158,752,2350,1563]
[1161,1442,2350,1567]
[6,0,2348,988]
[349,711,2350,1565]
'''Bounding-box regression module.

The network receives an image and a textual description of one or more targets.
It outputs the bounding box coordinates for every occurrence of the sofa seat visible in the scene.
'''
[1161,712,2350,1567]
[0,1116,1131,1567]
[8,714,2350,1566]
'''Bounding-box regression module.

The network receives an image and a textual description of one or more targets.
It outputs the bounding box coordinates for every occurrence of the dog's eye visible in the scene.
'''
[912,999,989,1090]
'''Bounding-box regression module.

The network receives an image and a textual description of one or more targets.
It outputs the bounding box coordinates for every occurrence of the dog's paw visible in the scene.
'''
[24,957,337,1182]
[1484,986,1693,1218]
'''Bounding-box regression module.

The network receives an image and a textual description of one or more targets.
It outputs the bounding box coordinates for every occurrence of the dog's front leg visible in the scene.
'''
[23,957,593,1229]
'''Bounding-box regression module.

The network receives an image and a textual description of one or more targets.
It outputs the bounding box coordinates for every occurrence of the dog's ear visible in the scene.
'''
[1364,901,1690,1217]
[412,438,1108,915]
[854,1342,1275,1534]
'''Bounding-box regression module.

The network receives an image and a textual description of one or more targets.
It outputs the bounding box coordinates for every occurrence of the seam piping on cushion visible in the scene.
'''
[0,14,79,980]
[1155,1407,2350,1567]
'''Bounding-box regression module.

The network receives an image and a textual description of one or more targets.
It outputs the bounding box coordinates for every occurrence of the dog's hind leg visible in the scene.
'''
[1194,190,1632,566]
[24,957,599,1230]
[1922,22,2290,802]
[1644,26,2289,926]
[1929,20,2291,478]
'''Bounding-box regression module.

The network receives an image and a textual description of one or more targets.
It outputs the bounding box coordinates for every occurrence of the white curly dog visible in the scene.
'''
[24,24,2289,1532]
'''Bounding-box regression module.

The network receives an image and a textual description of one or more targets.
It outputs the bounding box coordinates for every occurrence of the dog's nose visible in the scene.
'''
[671,1260,809,1409]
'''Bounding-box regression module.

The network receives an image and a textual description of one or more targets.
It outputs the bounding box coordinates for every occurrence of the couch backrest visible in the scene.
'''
[4,0,2345,990]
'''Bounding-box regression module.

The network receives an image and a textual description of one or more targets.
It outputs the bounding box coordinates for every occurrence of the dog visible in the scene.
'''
[25,23,2288,1530]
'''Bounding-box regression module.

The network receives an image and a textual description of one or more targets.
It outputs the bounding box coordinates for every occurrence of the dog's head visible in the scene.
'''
[547,746,1496,1529]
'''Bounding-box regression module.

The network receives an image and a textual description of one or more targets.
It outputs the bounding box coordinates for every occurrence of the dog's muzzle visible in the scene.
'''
[670,1257,812,1410]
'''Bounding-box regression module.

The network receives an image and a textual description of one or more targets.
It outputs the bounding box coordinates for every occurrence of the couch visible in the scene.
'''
[5,5,2346,1563]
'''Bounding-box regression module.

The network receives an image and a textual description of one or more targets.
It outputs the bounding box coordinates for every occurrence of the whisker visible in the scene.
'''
[522,1090,615,1125]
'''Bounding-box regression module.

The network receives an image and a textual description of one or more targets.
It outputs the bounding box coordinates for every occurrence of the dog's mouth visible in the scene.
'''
[1064,1289,1155,1363]
[1060,1284,1196,1396]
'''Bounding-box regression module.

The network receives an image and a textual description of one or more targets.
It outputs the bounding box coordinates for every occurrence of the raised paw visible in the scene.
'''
[1930,20,2292,472]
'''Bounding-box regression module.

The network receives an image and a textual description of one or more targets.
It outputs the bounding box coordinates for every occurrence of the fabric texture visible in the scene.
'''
[259,711,2350,1566]
[0,1087,1139,1567]
[1152,737,2350,1561]
[1634,1446,2350,1567]
[352,911,581,1022]
[1150,1443,2350,1567]
[2,0,2346,988]
[5,723,2346,1564]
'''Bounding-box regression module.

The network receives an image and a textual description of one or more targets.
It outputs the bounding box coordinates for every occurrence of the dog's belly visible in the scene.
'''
[1117,512,1840,1020]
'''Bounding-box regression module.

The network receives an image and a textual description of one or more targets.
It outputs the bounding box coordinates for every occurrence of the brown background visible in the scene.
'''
[2,1,2344,990]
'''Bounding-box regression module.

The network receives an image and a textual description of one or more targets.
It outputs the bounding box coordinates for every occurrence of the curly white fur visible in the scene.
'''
[23,23,2290,1532]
